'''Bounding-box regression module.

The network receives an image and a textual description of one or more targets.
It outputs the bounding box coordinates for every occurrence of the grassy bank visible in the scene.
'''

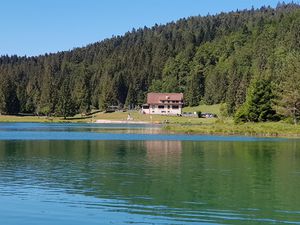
[0,115,93,123]
[1,104,300,137]
[164,120,300,137]
[0,112,214,125]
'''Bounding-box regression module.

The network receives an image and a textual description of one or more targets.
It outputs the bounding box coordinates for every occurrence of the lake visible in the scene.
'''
[0,123,300,225]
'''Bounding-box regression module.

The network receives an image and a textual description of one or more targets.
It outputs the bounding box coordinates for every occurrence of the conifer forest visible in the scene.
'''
[0,3,299,122]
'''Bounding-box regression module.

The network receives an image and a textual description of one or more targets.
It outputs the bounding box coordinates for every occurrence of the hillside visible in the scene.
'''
[0,3,300,121]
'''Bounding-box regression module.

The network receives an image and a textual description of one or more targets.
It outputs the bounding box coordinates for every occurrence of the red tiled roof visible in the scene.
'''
[147,93,183,104]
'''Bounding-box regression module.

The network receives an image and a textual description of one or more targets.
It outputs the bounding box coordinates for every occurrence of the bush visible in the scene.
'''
[196,111,202,118]
[220,103,228,118]
[283,117,295,124]
[234,105,248,124]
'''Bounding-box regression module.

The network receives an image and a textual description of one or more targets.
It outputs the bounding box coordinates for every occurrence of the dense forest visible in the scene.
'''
[0,3,300,122]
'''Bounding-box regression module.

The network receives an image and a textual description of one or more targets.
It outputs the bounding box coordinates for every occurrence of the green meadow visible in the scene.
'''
[1,104,300,137]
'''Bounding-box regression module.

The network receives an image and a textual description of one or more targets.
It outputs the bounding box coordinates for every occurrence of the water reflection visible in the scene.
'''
[0,140,300,224]
[0,122,162,134]
[145,141,182,166]
[0,122,289,141]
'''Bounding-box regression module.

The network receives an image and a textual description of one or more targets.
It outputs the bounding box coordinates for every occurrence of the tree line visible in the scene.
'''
[0,3,300,123]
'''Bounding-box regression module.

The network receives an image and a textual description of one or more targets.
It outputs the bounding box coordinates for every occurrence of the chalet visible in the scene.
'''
[142,93,184,115]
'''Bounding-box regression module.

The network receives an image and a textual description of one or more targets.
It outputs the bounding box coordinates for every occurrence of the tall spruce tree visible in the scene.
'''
[234,77,277,123]
[0,75,20,114]
[57,76,75,118]
[277,52,300,124]
[185,66,204,106]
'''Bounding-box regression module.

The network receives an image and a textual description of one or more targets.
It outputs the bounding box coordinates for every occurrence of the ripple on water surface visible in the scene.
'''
[0,123,300,224]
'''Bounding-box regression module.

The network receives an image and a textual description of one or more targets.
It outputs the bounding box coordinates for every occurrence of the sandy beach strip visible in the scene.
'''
[95,119,152,124]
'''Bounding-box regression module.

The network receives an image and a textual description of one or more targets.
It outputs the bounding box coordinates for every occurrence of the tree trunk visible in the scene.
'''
[293,106,297,125]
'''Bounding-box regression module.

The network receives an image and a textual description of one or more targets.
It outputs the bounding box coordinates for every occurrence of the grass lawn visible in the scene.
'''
[0,115,59,123]
[183,104,221,115]
[92,111,217,124]
[91,104,221,124]
[1,104,300,137]
[0,115,92,123]
[165,121,300,137]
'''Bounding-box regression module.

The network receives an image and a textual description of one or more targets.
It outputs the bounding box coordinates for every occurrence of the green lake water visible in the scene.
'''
[0,123,300,224]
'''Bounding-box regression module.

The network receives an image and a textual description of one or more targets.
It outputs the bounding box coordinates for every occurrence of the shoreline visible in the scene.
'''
[1,115,300,138]
[163,123,300,138]
[94,119,152,124]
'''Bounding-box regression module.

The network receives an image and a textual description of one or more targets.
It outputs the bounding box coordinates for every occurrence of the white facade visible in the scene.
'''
[142,104,182,115]
[142,93,184,115]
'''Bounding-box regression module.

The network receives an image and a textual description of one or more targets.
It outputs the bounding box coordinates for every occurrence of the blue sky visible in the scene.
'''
[0,0,295,56]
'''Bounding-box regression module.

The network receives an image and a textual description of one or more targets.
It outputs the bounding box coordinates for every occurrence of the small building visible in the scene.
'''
[142,93,184,115]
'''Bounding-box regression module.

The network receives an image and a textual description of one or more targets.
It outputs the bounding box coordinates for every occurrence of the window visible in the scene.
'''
[158,105,164,109]
[143,105,149,109]
[172,105,179,109]
[167,105,170,109]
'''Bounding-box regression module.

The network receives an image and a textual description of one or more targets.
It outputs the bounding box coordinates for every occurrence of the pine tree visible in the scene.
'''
[234,77,277,123]
[185,66,204,106]
[38,64,54,116]
[99,74,118,110]
[77,65,91,114]
[277,52,300,124]
[0,75,20,114]
[125,85,137,109]
[56,76,75,119]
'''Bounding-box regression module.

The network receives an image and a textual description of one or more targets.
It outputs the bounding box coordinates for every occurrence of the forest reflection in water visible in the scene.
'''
[0,139,300,224]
